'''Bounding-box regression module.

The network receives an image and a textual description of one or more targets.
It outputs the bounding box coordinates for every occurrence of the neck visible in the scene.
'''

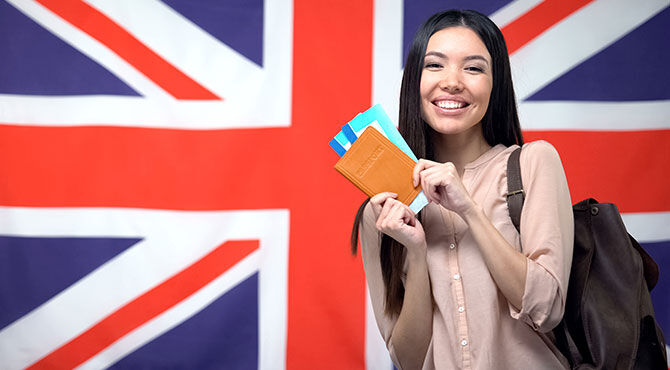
[432,129,492,176]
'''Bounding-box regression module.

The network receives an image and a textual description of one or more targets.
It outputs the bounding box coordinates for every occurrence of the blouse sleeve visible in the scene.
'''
[509,140,574,332]
[359,202,403,364]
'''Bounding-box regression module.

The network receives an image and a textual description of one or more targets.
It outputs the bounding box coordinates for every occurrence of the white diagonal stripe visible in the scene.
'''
[511,0,670,101]
[102,0,293,126]
[1,0,293,128]
[76,250,261,370]
[5,0,172,100]
[79,211,289,370]
[519,100,670,131]
[0,208,288,370]
[82,0,261,99]
[489,0,544,28]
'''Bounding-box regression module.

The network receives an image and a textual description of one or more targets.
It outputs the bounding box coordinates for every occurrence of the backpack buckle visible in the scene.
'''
[506,189,525,197]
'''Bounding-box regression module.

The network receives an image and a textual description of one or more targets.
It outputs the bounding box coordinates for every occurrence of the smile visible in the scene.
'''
[434,100,469,110]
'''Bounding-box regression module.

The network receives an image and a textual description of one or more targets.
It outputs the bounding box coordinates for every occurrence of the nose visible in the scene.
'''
[438,69,463,93]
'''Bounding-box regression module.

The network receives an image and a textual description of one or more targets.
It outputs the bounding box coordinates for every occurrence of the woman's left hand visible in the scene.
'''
[413,159,475,217]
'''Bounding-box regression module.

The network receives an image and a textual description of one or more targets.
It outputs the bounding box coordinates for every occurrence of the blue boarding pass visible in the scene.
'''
[328,130,351,157]
[341,105,417,160]
[329,104,429,213]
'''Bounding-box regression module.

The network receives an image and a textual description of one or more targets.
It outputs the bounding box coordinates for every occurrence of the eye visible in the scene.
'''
[465,66,484,73]
[424,63,443,70]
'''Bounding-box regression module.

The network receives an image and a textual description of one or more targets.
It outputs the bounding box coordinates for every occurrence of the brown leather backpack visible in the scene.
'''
[506,147,667,369]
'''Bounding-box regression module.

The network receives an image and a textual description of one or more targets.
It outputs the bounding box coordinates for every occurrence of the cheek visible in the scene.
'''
[419,82,432,117]
[419,79,431,101]
[482,88,492,109]
[419,71,442,97]
[420,99,429,120]
[475,80,493,107]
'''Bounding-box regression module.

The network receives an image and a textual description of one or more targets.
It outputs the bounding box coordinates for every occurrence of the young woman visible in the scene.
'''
[352,10,573,369]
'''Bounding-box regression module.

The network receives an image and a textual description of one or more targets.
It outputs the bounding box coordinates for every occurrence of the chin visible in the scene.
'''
[427,119,477,134]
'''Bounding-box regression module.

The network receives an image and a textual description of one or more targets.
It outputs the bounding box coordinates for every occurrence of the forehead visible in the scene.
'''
[425,27,490,59]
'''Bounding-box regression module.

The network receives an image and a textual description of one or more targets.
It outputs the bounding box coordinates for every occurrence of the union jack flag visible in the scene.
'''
[0,0,668,369]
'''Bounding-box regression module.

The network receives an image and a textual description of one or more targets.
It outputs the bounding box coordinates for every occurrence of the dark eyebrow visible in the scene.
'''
[424,51,490,66]
[424,51,446,58]
[464,55,490,66]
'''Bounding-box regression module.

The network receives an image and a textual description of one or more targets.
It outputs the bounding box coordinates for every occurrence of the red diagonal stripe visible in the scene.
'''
[27,240,259,369]
[502,0,595,54]
[36,0,220,100]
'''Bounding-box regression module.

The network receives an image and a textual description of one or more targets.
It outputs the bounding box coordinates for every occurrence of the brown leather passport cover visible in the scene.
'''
[334,127,421,205]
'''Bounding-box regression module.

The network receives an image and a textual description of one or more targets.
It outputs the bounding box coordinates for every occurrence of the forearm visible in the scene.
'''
[389,247,433,370]
[462,204,527,310]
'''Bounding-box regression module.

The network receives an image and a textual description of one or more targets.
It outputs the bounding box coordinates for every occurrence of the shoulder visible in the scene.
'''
[519,140,565,175]
[520,140,562,163]
[517,140,570,198]
[477,141,563,179]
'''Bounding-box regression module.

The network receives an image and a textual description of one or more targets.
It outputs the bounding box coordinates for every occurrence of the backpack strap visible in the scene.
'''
[507,147,525,233]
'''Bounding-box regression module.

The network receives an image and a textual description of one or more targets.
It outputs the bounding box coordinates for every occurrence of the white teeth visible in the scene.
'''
[436,100,465,109]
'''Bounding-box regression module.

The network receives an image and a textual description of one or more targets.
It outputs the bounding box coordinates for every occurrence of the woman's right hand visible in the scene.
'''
[370,192,426,252]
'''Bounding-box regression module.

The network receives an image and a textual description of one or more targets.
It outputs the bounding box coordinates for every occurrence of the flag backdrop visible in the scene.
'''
[0,0,669,369]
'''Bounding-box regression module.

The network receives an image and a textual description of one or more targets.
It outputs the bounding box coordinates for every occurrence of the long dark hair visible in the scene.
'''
[351,9,524,316]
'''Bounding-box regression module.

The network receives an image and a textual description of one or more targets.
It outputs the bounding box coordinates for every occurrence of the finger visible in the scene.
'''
[370,192,398,205]
[399,204,416,227]
[413,159,436,187]
[412,161,425,188]
[421,165,455,202]
[406,213,416,227]
[385,202,408,229]
[418,167,440,193]
[426,167,461,192]
[423,170,449,188]
[427,179,444,204]
[370,192,397,217]
[376,197,398,229]
[444,161,458,175]
[403,201,417,219]
[377,201,397,230]
[420,172,440,204]
[390,200,416,225]
[421,162,453,180]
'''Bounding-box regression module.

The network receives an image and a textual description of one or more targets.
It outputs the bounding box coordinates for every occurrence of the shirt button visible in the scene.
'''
[449,243,456,249]
[453,273,460,281]
[461,339,468,346]
[458,306,465,313]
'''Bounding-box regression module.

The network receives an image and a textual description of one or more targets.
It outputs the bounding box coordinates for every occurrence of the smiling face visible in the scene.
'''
[420,26,493,140]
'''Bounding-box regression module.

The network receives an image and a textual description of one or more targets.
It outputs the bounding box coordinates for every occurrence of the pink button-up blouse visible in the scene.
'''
[360,141,574,369]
